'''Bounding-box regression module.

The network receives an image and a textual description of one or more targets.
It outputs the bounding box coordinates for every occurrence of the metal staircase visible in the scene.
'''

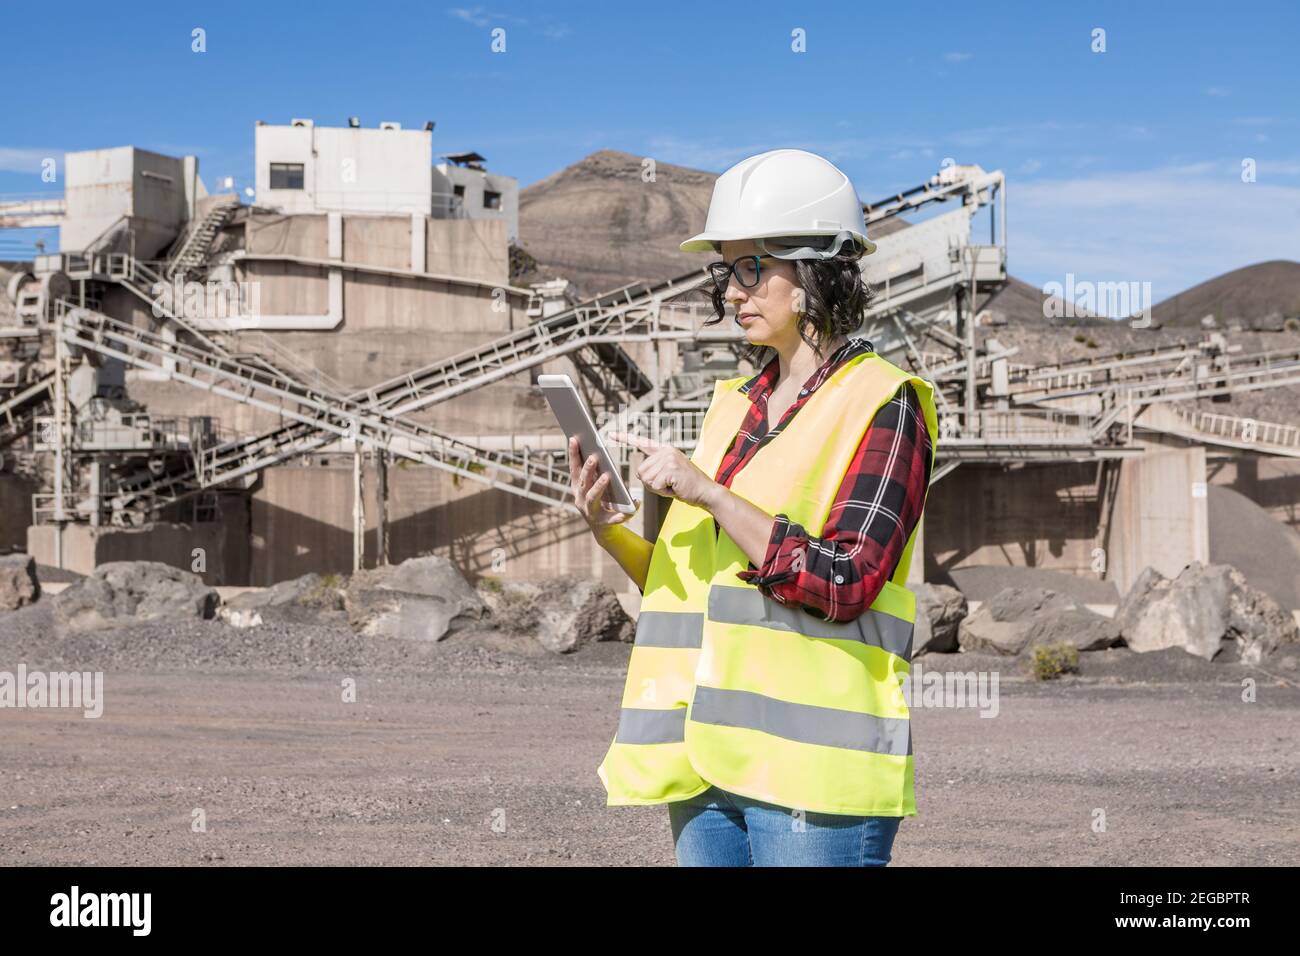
[165,197,239,279]
[1148,404,1300,458]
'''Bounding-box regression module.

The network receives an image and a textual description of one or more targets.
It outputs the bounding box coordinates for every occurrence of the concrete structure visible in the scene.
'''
[128,211,524,435]
[252,120,519,240]
[254,118,434,216]
[62,147,204,257]
[27,502,248,586]
[1106,446,1210,594]
[433,152,519,242]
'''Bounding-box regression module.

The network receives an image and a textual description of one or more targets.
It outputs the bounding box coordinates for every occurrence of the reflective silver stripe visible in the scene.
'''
[708,585,913,659]
[615,707,687,744]
[690,685,911,756]
[634,611,705,648]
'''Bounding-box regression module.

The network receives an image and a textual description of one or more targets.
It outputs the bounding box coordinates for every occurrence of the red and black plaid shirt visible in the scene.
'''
[716,337,933,622]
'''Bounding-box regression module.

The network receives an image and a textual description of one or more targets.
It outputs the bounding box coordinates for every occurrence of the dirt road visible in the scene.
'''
[2,617,1298,865]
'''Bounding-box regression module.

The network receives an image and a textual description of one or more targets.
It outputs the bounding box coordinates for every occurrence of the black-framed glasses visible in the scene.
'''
[707,254,776,292]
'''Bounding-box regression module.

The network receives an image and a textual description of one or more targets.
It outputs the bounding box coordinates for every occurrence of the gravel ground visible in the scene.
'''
[2,608,1298,866]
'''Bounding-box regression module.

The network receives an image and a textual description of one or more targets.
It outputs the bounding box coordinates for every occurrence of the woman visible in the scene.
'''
[568,149,939,866]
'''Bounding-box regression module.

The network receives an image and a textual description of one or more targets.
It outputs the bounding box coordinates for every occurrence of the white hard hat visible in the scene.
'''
[680,148,876,259]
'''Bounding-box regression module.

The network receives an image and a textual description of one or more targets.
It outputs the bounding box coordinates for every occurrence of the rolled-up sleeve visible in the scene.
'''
[735,382,933,622]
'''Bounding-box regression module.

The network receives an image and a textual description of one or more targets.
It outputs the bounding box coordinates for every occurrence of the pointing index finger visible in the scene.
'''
[609,430,659,452]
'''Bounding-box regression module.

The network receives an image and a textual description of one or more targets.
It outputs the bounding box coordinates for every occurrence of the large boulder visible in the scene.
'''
[477,574,634,653]
[0,553,40,611]
[1115,562,1299,663]
[344,556,485,641]
[911,583,967,656]
[53,561,219,632]
[958,586,1119,656]
[1023,604,1121,653]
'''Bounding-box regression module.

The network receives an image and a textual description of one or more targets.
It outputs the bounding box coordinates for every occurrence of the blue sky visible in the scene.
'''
[3,0,1298,304]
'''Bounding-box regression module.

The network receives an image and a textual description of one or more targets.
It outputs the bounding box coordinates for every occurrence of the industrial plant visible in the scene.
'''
[3,117,1298,615]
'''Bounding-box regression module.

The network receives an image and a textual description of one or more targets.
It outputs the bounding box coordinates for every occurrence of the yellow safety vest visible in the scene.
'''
[597,350,939,816]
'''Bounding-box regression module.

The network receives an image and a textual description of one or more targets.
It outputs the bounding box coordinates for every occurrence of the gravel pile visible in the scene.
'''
[0,602,630,676]
[1208,484,1300,612]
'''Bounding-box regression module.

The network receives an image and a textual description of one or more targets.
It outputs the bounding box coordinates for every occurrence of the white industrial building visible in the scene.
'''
[253,118,518,239]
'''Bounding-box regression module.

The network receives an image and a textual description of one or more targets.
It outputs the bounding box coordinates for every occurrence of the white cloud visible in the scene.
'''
[944,52,972,62]
[448,6,491,26]
[447,6,527,27]
[1008,161,1300,303]
[1205,86,1229,97]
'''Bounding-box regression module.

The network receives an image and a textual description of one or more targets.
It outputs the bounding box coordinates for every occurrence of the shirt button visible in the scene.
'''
[834,574,844,584]
[799,389,808,396]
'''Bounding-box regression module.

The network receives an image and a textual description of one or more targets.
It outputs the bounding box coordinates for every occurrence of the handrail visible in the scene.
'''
[1169,404,1300,449]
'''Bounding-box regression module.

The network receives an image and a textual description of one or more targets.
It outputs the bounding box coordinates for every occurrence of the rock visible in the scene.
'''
[0,553,40,611]
[1114,566,1164,637]
[1115,562,1299,663]
[1251,310,1286,333]
[532,575,635,653]
[219,607,264,629]
[53,561,219,632]
[344,556,484,642]
[227,572,339,610]
[478,574,635,653]
[957,587,1079,656]
[476,579,545,633]
[912,583,967,656]
[222,573,344,627]
[1023,605,1121,653]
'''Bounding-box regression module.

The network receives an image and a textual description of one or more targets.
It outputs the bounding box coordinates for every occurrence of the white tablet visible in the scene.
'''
[538,373,639,515]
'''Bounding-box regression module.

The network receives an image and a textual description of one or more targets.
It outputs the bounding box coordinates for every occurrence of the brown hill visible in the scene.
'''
[516,149,918,297]
[1152,260,1300,328]
[516,149,715,295]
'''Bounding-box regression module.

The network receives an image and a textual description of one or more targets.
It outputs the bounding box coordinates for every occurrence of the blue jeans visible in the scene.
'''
[668,785,902,866]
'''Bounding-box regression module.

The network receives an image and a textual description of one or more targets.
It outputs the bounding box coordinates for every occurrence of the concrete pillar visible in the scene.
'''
[183,155,199,222]
[1108,446,1210,596]
[377,451,389,566]
[327,212,343,260]
[89,461,102,527]
[352,448,365,572]
[410,213,426,273]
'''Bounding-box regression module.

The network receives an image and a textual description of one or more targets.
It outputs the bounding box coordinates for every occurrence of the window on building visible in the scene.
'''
[483,189,502,210]
[269,163,305,189]
[453,184,465,198]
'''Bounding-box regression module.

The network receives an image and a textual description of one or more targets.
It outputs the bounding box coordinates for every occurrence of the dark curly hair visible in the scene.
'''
[698,246,876,369]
